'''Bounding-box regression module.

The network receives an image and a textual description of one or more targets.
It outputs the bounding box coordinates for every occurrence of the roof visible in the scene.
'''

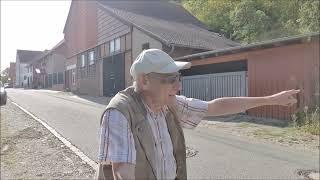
[175,32,320,62]
[16,50,44,63]
[29,39,65,65]
[98,0,208,29]
[97,1,239,50]
[52,39,65,50]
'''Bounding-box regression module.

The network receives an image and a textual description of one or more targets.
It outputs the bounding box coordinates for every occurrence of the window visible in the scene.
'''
[81,54,86,67]
[72,69,76,85]
[24,76,27,80]
[96,45,101,59]
[79,53,87,79]
[115,38,120,52]
[142,43,150,50]
[89,51,95,65]
[100,44,106,57]
[58,72,64,84]
[110,37,121,54]
[53,73,57,85]
[48,74,53,88]
[110,40,115,53]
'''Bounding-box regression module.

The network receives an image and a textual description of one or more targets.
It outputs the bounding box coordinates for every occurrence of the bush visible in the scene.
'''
[291,106,320,135]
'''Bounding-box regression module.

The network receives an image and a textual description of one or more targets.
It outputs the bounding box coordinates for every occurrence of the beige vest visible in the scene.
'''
[96,87,187,180]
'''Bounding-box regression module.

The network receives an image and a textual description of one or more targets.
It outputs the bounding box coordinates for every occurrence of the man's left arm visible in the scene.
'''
[206,89,300,117]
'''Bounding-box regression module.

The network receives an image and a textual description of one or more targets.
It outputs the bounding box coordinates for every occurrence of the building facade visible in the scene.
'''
[177,33,320,120]
[15,50,43,88]
[63,0,238,96]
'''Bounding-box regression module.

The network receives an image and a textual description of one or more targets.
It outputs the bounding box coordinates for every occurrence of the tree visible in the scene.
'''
[182,0,238,38]
[182,0,320,44]
[1,68,9,83]
[230,0,271,43]
[298,0,320,33]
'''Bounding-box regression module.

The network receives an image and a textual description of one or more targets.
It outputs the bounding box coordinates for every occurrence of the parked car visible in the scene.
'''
[0,81,7,105]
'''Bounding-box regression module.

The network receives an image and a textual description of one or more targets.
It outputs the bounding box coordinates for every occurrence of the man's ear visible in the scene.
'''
[137,74,149,90]
[143,75,151,90]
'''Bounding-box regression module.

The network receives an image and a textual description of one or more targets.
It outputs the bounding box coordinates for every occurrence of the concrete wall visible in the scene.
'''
[132,27,162,61]
[15,56,20,87]
[9,62,16,86]
[51,54,66,73]
[17,63,28,88]
[52,84,64,91]
[77,72,101,96]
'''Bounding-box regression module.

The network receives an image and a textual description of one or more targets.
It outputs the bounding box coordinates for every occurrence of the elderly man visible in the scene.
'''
[97,49,299,180]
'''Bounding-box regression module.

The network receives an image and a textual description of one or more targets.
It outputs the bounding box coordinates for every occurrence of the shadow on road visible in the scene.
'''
[204,114,289,128]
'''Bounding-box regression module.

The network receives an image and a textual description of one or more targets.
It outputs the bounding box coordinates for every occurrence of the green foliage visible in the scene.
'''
[0,75,9,83]
[298,0,320,33]
[291,106,320,135]
[182,0,320,44]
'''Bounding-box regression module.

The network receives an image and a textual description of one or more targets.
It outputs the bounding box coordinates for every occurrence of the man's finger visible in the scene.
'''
[287,89,301,95]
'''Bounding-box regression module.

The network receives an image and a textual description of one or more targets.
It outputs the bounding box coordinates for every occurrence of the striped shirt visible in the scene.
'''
[98,95,208,179]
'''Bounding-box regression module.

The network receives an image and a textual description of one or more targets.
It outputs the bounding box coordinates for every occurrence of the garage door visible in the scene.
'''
[181,71,248,101]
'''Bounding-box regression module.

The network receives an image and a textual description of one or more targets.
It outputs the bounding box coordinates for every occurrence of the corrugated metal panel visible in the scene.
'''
[181,71,247,101]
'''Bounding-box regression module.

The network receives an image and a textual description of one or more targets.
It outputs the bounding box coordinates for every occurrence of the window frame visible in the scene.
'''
[110,40,115,54]
[115,38,120,52]
[89,50,95,65]
[72,69,76,85]
[81,54,86,67]
[110,37,121,54]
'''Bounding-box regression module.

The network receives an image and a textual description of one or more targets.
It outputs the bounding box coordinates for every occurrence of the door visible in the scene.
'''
[181,71,248,101]
[65,70,70,90]
[103,53,125,97]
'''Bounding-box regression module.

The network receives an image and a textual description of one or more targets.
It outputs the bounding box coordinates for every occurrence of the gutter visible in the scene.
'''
[175,32,320,62]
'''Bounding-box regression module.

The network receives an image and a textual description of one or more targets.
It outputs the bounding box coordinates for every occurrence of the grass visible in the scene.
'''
[252,127,299,138]
[292,106,320,135]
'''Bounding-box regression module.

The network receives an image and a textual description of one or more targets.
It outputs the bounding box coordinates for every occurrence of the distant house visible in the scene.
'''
[177,33,320,120]
[15,50,43,88]
[29,40,67,90]
[63,0,239,96]
[9,62,16,87]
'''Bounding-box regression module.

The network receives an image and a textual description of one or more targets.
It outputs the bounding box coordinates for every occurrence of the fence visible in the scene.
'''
[181,71,248,101]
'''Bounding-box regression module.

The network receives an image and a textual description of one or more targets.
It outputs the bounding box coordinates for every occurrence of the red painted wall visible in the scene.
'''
[190,39,319,120]
[64,1,98,58]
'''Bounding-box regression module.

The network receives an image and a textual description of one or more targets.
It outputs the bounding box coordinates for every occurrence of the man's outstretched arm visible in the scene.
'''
[206,89,300,117]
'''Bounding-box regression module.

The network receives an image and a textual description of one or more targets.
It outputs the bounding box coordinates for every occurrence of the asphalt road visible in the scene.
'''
[6,88,319,179]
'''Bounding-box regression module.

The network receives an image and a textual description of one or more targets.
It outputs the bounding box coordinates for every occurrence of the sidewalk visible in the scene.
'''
[0,100,95,179]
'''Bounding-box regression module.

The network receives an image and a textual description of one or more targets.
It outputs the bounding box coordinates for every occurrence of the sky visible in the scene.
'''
[1,0,71,71]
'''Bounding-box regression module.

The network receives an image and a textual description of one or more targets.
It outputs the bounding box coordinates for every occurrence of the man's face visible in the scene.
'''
[145,72,181,106]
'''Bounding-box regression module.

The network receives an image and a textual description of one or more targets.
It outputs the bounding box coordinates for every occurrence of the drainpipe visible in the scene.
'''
[168,44,175,55]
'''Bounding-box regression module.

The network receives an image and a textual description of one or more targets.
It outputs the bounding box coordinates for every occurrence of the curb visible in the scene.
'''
[10,99,98,170]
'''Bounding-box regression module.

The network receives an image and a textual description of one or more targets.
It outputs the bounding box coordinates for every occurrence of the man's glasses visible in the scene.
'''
[147,73,181,84]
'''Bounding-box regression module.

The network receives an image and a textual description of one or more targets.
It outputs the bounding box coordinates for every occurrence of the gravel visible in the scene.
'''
[0,100,96,179]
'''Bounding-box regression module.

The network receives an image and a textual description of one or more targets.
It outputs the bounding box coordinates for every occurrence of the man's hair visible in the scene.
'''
[132,73,143,93]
